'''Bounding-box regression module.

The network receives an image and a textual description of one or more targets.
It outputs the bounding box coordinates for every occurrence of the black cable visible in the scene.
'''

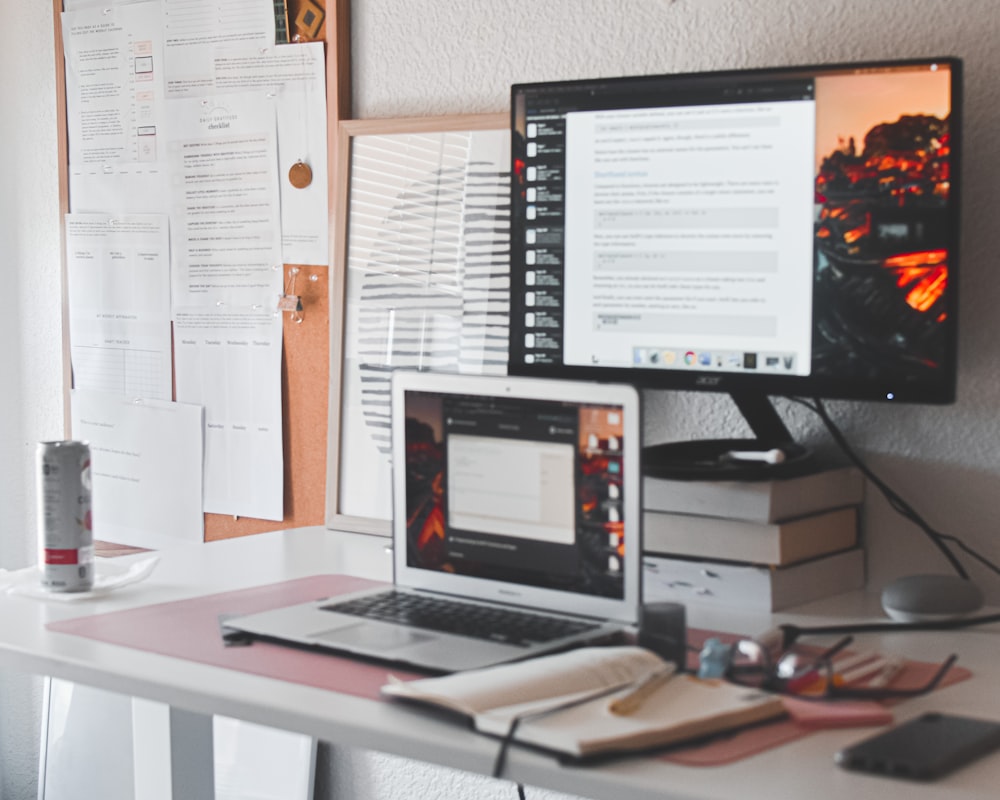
[780,614,1000,648]
[492,717,522,782]
[492,684,626,782]
[517,784,526,800]
[936,533,1000,578]
[794,397,978,579]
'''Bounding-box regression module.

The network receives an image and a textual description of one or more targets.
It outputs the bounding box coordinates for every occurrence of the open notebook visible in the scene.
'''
[382,646,787,760]
[225,371,642,672]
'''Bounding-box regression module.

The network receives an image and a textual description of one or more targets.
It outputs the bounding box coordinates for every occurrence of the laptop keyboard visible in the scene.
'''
[321,591,599,647]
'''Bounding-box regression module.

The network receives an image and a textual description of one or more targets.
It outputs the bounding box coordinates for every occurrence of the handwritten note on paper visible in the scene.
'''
[163,0,275,98]
[62,1,169,214]
[71,390,204,550]
[173,308,284,521]
[61,1,166,168]
[167,93,283,308]
[65,213,172,401]
[70,166,171,217]
[212,42,329,265]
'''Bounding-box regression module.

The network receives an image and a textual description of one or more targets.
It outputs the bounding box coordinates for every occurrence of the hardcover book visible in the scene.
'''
[643,465,865,522]
[642,506,858,566]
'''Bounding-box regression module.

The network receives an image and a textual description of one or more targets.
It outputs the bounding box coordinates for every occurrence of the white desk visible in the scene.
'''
[2,527,999,800]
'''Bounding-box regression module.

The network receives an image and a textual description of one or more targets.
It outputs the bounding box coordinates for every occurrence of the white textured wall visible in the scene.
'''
[316,749,584,800]
[350,0,1000,602]
[5,0,1000,798]
[1,0,63,797]
[329,0,1000,797]
[0,0,63,559]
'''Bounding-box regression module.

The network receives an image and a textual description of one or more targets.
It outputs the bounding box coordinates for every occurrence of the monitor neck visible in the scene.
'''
[641,391,813,480]
[730,391,795,444]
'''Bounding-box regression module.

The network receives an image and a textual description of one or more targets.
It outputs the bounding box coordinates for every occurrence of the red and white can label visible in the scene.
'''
[37,441,94,592]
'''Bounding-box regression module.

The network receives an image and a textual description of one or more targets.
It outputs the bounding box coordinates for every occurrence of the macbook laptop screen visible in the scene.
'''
[224,372,639,671]
[402,389,628,600]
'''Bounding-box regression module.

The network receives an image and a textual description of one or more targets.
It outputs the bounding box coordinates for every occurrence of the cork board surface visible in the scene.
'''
[205,265,330,540]
[55,0,350,541]
[205,0,346,537]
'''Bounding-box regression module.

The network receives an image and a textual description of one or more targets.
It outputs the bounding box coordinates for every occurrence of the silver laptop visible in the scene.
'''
[225,371,642,673]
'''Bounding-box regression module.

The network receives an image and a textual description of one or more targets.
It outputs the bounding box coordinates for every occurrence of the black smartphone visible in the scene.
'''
[835,712,1000,781]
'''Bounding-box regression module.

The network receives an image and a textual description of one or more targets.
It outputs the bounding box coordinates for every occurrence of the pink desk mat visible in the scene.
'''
[46,575,971,767]
[46,575,426,698]
[664,630,971,766]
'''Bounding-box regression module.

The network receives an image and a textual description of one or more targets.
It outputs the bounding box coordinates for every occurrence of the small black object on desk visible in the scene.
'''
[638,601,687,670]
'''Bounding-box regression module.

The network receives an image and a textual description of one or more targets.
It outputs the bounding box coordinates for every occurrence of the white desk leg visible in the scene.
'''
[132,698,215,800]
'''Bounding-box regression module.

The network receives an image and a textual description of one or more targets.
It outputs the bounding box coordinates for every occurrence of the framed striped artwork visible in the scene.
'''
[327,114,510,533]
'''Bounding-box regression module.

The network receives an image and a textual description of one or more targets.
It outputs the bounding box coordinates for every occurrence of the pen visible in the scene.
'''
[784,641,867,692]
[788,650,881,693]
[801,655,896,693]
[608,664,676,716]
[867,657,905,688]
[837,656,892,685]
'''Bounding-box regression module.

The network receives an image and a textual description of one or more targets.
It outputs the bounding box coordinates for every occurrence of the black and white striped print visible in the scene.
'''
[344,129,511,457]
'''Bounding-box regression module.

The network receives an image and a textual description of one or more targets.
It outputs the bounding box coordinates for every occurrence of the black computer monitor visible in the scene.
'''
[508,57,961,475]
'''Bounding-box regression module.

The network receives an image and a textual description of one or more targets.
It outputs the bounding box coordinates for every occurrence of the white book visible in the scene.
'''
[643,547,866,612]
[643,465,865,522]
[382,646,785,759]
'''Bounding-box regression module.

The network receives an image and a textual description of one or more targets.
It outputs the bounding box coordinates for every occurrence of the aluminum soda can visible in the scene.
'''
[37,441,94,592]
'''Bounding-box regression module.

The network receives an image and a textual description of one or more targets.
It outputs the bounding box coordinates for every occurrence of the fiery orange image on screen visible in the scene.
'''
[811,67,952,379]
[403,401,448,569]
[413,473,445,549]
[884,250,948,314]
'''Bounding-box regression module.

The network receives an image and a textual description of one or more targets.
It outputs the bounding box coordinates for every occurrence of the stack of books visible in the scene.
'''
[641,465,866,611]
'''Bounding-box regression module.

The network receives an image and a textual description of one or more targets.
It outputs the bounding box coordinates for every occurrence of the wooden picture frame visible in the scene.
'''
[326,113,511,534]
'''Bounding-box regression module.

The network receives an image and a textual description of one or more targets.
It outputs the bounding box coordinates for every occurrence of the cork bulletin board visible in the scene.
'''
[53,0,353,541]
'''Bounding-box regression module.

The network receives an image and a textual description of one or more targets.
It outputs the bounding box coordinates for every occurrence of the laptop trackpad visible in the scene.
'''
[313,623,434,651]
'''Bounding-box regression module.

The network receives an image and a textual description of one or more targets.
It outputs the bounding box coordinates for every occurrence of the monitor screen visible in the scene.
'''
[508,58,961,412]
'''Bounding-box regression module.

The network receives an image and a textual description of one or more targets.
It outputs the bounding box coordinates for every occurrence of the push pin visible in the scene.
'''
[278,267,304,321]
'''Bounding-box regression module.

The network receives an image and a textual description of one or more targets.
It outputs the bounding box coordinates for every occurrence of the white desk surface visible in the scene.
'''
[2,527,999,800]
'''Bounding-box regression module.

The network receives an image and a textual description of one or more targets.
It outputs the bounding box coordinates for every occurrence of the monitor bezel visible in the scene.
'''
[508,56,962,405]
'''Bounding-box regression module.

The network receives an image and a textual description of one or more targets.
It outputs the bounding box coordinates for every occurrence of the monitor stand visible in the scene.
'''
[642,391,816,481]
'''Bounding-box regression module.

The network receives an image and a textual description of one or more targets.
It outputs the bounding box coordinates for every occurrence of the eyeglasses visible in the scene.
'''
[718,635,958,702]
[782,650,957,701]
